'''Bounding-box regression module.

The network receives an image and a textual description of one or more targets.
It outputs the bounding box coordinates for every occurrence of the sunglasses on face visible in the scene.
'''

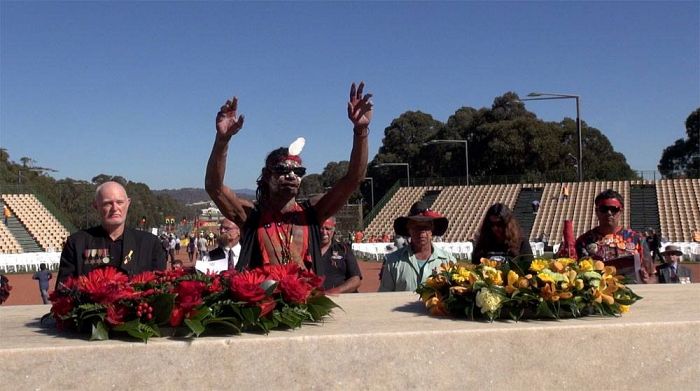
[270,164,306,177]
[597,206,621,214]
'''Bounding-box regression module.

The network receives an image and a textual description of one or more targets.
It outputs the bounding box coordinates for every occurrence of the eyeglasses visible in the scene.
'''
[220,226,238,232]
[597,206,621,215]
[270,164,306,177]
[321,226,335,231]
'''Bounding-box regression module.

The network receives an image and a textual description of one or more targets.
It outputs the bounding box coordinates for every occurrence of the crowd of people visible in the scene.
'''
[1,81,697,307]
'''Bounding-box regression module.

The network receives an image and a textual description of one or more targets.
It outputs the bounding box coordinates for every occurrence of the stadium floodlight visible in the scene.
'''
[374,163,410,186]
[363,177,375,209]
[520,92,583,182]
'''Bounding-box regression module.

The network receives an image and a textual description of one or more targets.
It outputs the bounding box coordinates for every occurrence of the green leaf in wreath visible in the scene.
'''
[184,318,205,337]
[113,319,161,342]
[90,320,109,341]
[202,319,241,334]
[536,300,557,319]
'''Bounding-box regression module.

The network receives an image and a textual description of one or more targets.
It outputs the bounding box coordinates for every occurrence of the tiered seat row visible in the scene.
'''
[432,184,520,242]
[363,186,437,237]
[657,179,700,242]
[529,181,630,245]
[1,194,70,252]
[0,222,22,254]
[364,179,700,245]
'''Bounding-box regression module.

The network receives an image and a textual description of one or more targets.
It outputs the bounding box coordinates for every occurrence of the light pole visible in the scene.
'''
[364,177,375,209]
[423,139,469,186]
[375,162,410,186]
[519,92,583,182]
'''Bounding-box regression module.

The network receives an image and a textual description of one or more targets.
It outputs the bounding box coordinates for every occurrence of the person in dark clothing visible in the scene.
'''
[205,82,372,272]
[32,263,52,304]
[319,217,362,293]
[472,203,533,264]
[645,229,662,263]
[57,181,166,285]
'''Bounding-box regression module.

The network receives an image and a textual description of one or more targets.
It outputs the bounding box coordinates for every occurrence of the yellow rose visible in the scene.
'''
[530,259,549,272]
[557,258,576,267]
[578,259,593,272]
[537,272,555,283]
[551,261,565,272]
[482,266,503,285]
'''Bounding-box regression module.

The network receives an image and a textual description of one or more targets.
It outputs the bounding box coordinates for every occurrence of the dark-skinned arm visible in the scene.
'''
[313,82,372,223]
[205,97,254,228]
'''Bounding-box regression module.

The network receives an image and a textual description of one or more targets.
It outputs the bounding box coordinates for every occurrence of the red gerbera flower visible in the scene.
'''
[77,267,134,304]
[278,274,312,304]
[262,263,300,281]
[50,295,74,317]
[300,269,324,290]
[131,271,157,285]
[174,280,207,310]
[257,298,277,317]
[229,270,267,303]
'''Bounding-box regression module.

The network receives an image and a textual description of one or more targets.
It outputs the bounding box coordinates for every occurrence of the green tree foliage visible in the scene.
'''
[366,92,638,210]
[0,153,194,232]
[299,162,363,204]
[299,174,324,198]
[658,108,700,178]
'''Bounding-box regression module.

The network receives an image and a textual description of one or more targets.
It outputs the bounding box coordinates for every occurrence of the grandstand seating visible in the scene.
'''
[529,181,631,245]
[1,194,70,252]
[0,221,22,254]
[362,179,699,245]
[657,179,700,242]
[363,186,436,237]
[432,184,520,242]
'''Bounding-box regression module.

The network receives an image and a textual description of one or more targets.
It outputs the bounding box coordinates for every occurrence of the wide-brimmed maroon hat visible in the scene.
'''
[393,201,449,237]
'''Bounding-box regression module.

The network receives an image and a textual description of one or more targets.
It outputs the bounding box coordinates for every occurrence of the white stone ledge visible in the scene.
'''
[1,284,699,390]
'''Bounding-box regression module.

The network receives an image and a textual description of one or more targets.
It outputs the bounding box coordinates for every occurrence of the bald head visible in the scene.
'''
[93,181,130,232]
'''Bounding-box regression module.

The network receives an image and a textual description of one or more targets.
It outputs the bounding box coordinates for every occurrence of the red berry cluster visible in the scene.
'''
[136,302,154,321]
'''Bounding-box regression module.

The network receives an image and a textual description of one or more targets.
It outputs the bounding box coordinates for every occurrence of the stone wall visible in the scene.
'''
[1,285,699,390]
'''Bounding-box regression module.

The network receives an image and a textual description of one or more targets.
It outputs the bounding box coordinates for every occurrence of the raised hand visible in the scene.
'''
[215,97,245,140]
[347,82,373,130]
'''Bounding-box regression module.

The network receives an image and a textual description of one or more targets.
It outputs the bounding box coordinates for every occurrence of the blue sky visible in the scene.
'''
[1,1,698,190]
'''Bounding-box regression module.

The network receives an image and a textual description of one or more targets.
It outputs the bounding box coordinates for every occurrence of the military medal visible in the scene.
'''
[124,250,133,265]
[101,248,110,264]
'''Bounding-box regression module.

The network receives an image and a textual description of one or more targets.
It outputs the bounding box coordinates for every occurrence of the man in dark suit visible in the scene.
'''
[57,181,166,285]
[207,218,241,270]
[657,245,692,284]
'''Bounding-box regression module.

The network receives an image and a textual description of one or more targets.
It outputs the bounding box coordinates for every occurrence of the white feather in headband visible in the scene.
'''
[288,137,305,156]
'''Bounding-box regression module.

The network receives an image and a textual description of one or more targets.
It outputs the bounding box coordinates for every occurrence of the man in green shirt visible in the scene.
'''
[379,202,455,292]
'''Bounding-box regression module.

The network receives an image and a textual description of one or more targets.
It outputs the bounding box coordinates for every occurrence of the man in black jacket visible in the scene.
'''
[57,181,166,285]
[207,218,241,270]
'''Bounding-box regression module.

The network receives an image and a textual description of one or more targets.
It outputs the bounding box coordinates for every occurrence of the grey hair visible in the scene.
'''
[94,181,128,202]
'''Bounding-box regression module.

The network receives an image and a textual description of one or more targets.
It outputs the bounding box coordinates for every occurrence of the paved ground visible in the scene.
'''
[1,252,383,306]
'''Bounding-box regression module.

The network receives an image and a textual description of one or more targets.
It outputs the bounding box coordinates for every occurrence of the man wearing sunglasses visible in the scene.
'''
[206,82,372,272]
[207,218,241,270]
[575,189,655,283]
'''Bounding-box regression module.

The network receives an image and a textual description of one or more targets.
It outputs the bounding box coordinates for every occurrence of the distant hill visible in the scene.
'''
[154,187,256,205]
